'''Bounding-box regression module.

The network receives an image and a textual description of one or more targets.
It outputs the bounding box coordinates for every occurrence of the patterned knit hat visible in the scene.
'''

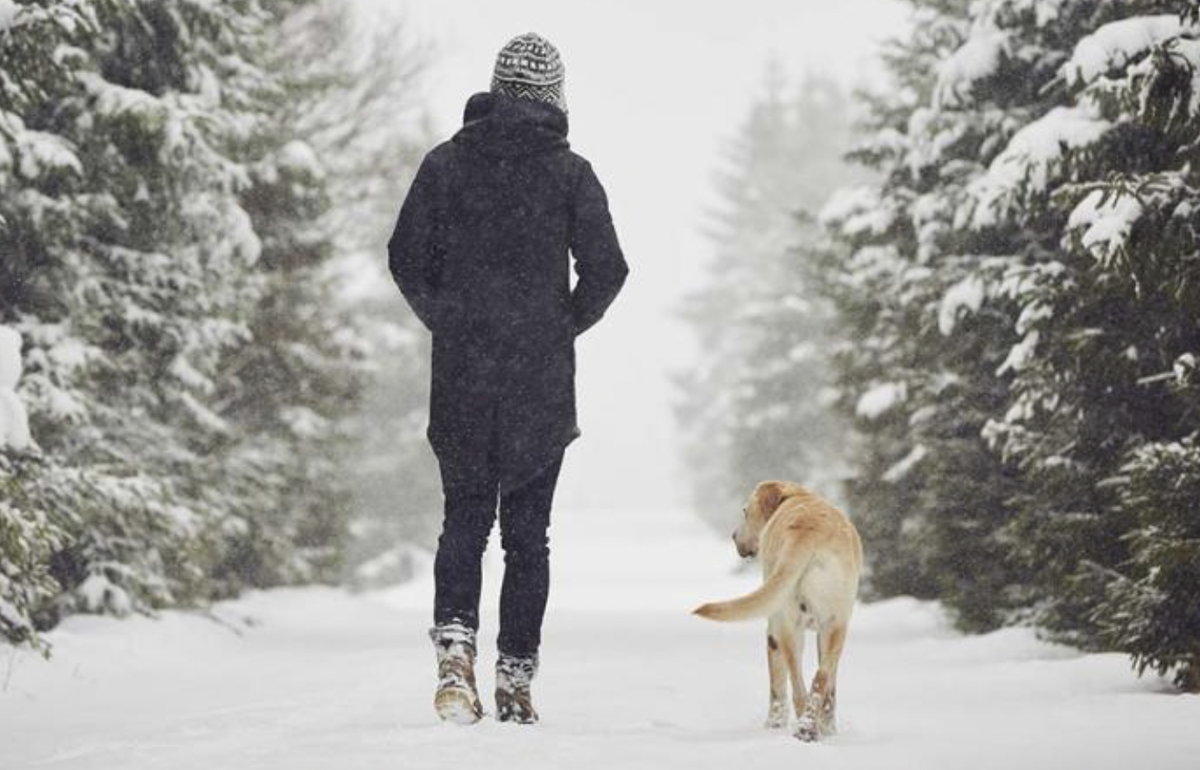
[491,33,567,114]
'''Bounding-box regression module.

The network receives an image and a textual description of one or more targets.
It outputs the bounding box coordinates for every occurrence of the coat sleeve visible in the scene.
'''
[569,161,629,335]
[387,154,445,331]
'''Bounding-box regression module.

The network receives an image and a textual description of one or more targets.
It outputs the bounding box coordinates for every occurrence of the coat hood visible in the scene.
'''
[453,92,570,159]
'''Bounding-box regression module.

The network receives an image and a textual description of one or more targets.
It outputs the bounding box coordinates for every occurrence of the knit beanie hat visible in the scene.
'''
[491,33,567,114]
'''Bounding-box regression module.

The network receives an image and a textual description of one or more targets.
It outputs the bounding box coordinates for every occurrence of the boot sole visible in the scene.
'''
[497,713,539,725]
[495,696,538,724]
[435,690,482,725]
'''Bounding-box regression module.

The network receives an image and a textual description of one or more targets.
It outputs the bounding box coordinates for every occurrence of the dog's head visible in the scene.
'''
[732,481,793,558]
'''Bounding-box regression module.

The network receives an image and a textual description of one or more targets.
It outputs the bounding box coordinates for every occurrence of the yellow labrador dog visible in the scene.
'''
[694,481,862,742]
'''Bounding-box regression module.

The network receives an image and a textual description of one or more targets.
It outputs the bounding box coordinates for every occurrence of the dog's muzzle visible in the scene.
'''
[733,532,755,559]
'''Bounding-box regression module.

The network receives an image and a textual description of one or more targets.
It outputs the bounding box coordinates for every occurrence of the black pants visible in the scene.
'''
[433,453,563,658]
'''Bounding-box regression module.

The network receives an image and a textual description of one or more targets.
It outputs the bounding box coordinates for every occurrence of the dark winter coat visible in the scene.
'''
[388,92,628,491]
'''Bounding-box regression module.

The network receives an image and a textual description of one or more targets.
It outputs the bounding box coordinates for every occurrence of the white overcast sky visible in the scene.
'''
[368,0,910,511]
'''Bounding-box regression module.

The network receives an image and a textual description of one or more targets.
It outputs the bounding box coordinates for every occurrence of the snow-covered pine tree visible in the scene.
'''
[825,0,1200,672]
[723,78,862,509]
[207,0,432,591]
[0,321,61,648]
[926,0,1200,652]
[0,0,87,648]
[2,0,430,644]
[991,0,1200,668]
[723,213,850,506]
[0,452,63,649]
[244,0,437,586]
[679,66,861,534]
[818,0,1031,628]
[61,0,277,616]
[1097,438,1200,690]
[2,0,271,627]
[204,0,367,592]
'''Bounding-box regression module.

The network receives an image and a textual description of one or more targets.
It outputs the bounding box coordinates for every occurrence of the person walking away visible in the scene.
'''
[387,32,628,725]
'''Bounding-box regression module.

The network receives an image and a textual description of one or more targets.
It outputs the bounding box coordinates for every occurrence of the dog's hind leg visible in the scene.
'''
[796,622,847,742]
[765,614,790,729]
[774,614,807,723]
[784,620,808,719]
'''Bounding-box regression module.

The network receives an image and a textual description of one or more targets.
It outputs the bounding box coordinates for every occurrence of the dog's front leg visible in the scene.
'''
[765,614,790,729]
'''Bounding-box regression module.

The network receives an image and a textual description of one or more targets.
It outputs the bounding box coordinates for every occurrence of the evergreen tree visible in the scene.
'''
[0,0,90,648]
[209,0,433,591]
[205,0,367,592]
[253,0,438,584]
[823,0,1200,678]
[680,65,861,534]
[1097,436,1200,690]
[0,0,430,644]
[815,0,1030,623]
[2,0,272,626]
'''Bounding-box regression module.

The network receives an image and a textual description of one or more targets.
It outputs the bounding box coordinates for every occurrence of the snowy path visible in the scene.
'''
[3,507,1197,770]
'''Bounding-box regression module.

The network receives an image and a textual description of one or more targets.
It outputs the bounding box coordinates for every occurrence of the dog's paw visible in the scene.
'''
[793,714,820,743]
[764,707,789,730]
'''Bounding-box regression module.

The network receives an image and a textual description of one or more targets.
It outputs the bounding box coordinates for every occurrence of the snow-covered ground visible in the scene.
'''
[3,505,1197,770]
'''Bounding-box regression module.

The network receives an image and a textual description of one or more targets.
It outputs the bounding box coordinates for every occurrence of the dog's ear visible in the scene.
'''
[754,481,786,519]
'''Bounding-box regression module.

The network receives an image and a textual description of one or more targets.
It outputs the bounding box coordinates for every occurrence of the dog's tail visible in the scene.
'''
[692,548,812,622]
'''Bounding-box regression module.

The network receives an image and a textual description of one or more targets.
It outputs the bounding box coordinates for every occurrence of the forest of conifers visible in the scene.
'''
[3,0,1199,692]
[684,0,1200,691]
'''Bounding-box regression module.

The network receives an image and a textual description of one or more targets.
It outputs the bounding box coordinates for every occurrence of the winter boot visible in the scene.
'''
[495,653,539,724]
[429,622,484,724]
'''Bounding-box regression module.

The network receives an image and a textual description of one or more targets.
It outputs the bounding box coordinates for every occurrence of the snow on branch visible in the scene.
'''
[1062,15,1197,89]
[997,330,1040,376]
[0,0,16,32]
[0,326,33,452]
[1066,188,1144,264]
[856,381,908,420]
[935,30,1010,108]
[882,443,928,483]
[15,127,82,181]
[819,185,894,238]
[969,104,1111,228]
[938,275,987,335]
